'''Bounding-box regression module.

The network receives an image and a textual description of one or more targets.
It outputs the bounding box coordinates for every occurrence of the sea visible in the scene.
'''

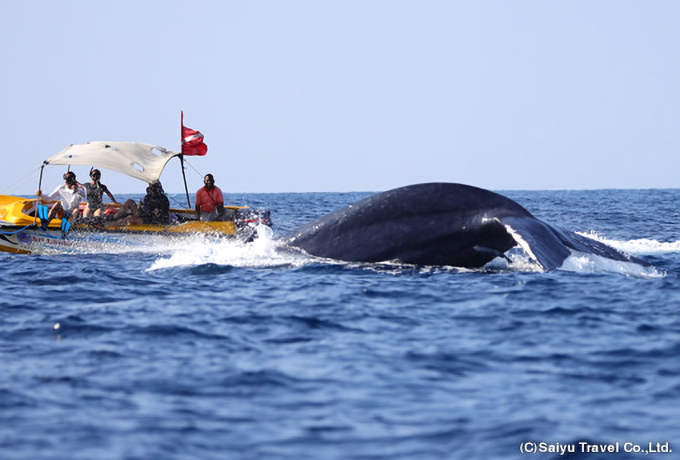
[1,188,678,460]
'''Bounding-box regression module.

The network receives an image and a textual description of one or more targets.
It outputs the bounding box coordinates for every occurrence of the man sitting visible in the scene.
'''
[140,180,170,224]
[109,180,170,226]
[195,173,225,221]
[36,171,86,224]
[83,169,118,218]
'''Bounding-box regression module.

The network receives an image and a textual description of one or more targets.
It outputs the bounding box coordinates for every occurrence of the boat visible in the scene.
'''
[0,141,271,254]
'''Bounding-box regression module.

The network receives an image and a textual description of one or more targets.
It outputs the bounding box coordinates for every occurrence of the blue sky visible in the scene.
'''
[1,1,678,194]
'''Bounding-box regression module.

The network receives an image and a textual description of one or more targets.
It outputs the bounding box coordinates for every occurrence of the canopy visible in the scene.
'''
[43,141,181,184]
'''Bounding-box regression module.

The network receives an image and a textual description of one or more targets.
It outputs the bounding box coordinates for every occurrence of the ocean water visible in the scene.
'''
[1,189,679,460]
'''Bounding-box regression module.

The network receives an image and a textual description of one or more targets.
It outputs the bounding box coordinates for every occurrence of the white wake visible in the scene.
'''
[147,226,308,270]
[577,231,680,255]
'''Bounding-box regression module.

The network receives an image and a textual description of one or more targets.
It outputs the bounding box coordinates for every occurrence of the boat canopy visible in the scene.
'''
[43,141,181,184]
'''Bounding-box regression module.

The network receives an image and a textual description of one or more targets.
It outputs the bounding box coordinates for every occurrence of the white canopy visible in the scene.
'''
[44,141,181,183]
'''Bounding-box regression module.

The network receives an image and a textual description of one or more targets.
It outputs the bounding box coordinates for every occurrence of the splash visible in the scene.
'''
[148,226,308,270]
[577,231,680,256]
[486,240,663,277]
[27,233,183,256]
[560,252,663,278]
[483,249,544,272]
[565,231,667,277]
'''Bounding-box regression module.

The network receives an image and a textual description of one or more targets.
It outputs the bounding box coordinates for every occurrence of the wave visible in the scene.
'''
[577,231,680,255]
[559,253,664,278]
[565,232,668,277]
[148,225,308,271]
[490,250,661,277]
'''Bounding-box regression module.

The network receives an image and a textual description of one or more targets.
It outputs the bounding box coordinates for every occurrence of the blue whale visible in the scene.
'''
[285,183,648,271]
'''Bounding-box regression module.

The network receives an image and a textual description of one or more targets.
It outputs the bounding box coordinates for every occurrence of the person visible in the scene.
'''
[83,169,118,218]
[140,180,170,224]
[110,180,170,226]
[195,173,225,221]
[36,171,86,222]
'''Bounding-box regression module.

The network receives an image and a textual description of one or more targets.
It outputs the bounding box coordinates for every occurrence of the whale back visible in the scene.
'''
[285,183,533,267]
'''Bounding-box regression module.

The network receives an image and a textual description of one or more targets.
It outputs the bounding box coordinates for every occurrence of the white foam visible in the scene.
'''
[505,251,545,272]
[30,234,181,256]
[577,231,680,256]
[559,251,664,278]
[147,225,308,270]
[485,235,664,277]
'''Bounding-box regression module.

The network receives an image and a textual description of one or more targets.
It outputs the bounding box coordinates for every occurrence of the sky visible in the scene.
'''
[1,0,679,195]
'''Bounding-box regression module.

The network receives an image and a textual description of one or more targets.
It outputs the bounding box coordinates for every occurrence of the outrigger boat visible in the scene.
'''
[0,141,271,254]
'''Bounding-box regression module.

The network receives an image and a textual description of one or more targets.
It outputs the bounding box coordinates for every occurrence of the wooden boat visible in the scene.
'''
[0,141,271,254]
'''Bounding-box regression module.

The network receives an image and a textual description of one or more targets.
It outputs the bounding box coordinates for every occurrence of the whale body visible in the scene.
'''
[285,183,647,271]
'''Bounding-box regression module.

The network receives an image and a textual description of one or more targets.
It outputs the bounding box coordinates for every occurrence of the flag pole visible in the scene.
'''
[180,111,192,209]
[180,156,192,209]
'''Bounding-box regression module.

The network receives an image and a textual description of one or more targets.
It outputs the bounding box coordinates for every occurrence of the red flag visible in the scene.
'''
[181,111,208,156]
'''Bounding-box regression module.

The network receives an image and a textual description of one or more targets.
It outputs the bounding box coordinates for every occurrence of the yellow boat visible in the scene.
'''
[0,142,271,254]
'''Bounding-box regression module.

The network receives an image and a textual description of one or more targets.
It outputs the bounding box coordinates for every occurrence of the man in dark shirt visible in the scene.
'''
[108,180,170,226]
[140,181,170,224]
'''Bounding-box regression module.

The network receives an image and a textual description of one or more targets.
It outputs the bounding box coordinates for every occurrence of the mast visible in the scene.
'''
[180,156,192,209]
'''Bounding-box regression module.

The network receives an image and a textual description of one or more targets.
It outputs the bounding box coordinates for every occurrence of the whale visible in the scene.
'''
[284,183,648,271]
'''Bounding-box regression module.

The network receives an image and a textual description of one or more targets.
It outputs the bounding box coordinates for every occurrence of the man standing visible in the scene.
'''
[195,173,225,221]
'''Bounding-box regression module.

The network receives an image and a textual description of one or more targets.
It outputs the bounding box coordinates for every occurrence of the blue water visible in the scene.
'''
[1,189,679,460]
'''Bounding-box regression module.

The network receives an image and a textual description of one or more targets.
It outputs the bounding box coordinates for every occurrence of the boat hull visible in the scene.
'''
[0,221,239,255]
